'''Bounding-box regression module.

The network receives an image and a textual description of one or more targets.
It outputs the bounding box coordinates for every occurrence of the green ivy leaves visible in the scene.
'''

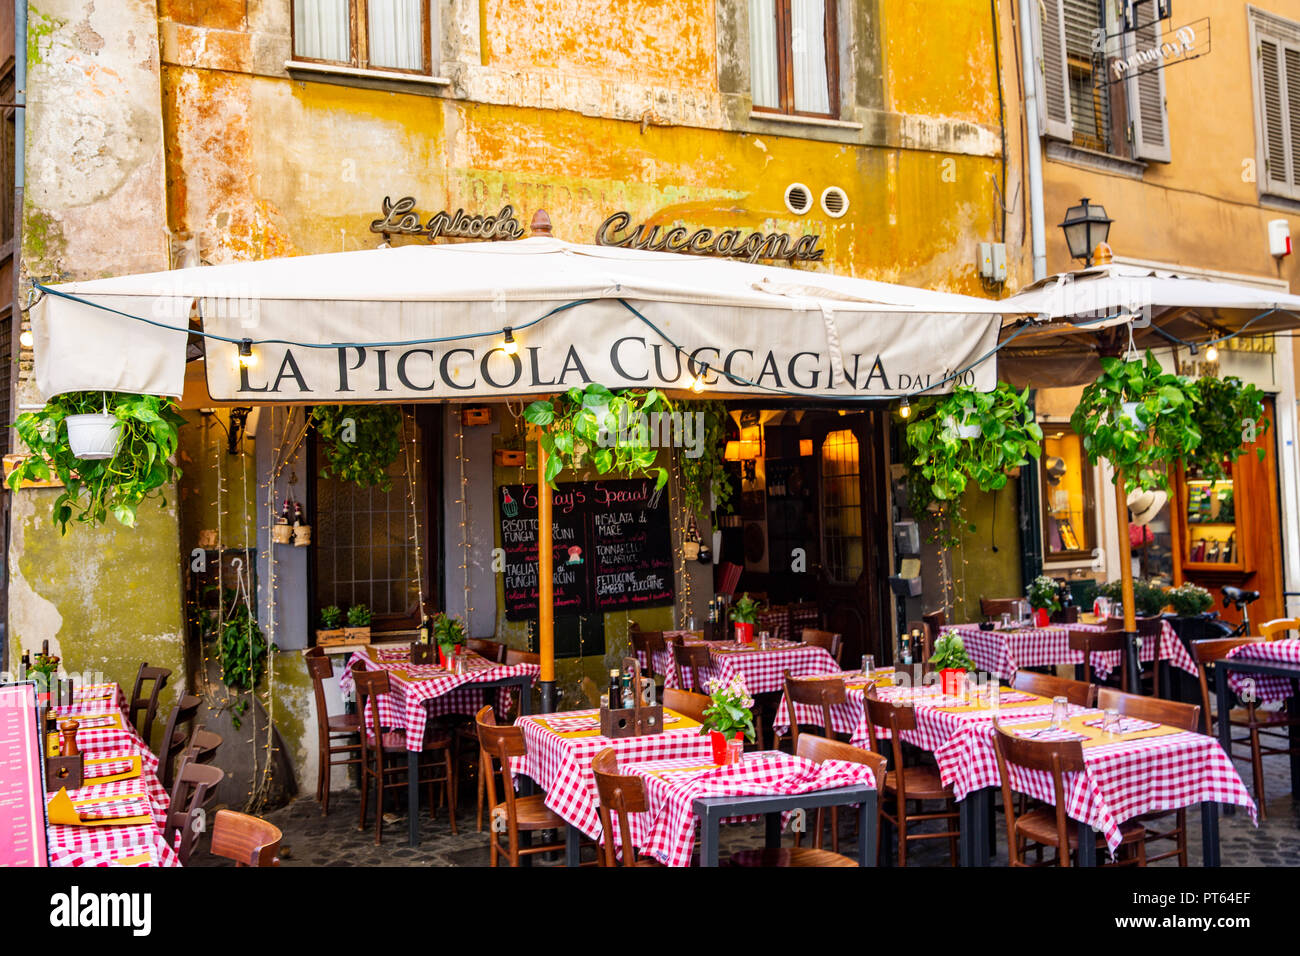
[312,405,403,491]
[524,384,672,490]
[1191,375,1269,479]
[7,391,186,534]
[680,400,734,520]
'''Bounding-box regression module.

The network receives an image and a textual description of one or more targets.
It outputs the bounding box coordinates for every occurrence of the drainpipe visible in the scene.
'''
[1017,0,1047,280]
[14,0,24,207]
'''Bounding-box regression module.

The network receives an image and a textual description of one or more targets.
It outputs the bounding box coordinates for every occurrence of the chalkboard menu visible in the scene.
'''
[0,682,49,866]
[498,478,674,620]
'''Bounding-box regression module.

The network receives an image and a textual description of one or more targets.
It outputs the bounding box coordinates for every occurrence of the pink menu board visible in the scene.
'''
[0,682,48,866]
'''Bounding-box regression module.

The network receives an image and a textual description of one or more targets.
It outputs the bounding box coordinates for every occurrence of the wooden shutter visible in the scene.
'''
[1260,38,1291,191]
[1126,18,1171,162]
[1034,0,1073,141]
[1285,46,1300,189]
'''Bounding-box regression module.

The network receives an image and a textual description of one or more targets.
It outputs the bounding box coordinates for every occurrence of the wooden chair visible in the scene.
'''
[864,694,960,866]
[663,687,710,725]
[354,669,457,845]
[304,649,362,816]
[1259,617,1300,641]
[1067,629,1129,690]
[210,809,283,867]
[410,642,436,664]
[980,597,1020,621]
[1134,616,1165,697]
[801,629,844,666]
[1011,670,1096,708]
[504,648,540,666]
[1192,636,1300,821]
[467,638,507,663]
[591,747,658,866]
[163,758,225,865]
[1095,687,1200,866]
[157,693,202,790]
[730,733,883,867]
[921,609,947,645]
[476,705,568,866]
[992,725,1146,866]
[670,638,712,693]
[629,629,668,685]
[187,728,222,765]
[779,671,846,753]
[128,663,171,748]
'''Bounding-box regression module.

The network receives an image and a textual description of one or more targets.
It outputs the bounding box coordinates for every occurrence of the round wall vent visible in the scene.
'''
[821,186,849,218]
[784,182,813,215]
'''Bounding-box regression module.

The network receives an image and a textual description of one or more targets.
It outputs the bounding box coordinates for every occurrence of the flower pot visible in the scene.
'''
[272,523,293,545]
[939,668,966,696]
[1033,608,1051,628]
[439,645,459,669]
[683,540,700,561]
[292,524,312,547]
[734,621,754,643]
[65,413,121,460]
[944,415,982,440]
[343,626,370,643]
[1121,402,1143,427]
[316,628,347,645]
[709,729,730,765]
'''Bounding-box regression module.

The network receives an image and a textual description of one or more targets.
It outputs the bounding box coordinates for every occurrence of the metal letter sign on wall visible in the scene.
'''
[370,196,525,242]
[594,212,825,264]
[1108,17,1210,83]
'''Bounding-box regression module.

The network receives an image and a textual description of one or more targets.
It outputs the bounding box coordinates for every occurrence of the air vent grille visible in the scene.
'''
[784,182,813,215]
[821,186,849,218]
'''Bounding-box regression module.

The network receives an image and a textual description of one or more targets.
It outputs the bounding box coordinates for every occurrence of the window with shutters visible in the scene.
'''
[292,0,435,75]
[1250,10,1300,202]
[749,0,840,119]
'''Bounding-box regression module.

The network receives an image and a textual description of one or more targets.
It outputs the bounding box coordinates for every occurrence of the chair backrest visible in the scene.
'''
[410,642,436,664]
[783,672,846,751]
[864,692,918,798]
[1066,629,1127,684]
[475,705,528,831]
[801,629,843,665]
[467,638,507,663]
[1011,670,1096,707]
[1191,636,1264,734]
[352,669,392,750]
[187,728,223,765]
[921,609,947,644]
[628,629,667,678]
[591,747,649,866]
[159,693,202,789]
[991,725,1085,866]
[1135,615,1164,637]
[128,663,171,747]
[305,651,336,738]
[504,648,540,666]
[210,809,283,867]
[796,732,885,781]
[980,597,1020,620]
[1259,617,1300,641]
[662,687,710,725]
[164,758,226,865]
[1095,686,1201,733]
[669,639,712,692]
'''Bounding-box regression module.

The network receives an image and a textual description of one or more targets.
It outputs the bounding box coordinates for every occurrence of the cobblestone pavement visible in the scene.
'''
[189,752,1300,867]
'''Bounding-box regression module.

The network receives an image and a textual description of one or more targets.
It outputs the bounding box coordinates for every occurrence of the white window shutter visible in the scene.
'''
[1259,38,1290,191]
[1034,0,1074,141]
[1284,45,1300,192]
[1126,19,1172,162]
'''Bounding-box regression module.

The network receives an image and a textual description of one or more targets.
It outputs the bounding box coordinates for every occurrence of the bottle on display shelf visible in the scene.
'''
[292,502,304,527]
[608,669,622,710]
[899,631,912,666]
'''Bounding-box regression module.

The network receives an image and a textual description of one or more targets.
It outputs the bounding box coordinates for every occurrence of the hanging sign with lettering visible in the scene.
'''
[596,212,825,264]
[1107,18,1210,82]
[370,196,525,242]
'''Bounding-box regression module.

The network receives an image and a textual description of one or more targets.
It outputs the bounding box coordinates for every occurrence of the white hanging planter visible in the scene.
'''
[1121,402,1143,426]
[944,415,982,440]
[65,414,121,460]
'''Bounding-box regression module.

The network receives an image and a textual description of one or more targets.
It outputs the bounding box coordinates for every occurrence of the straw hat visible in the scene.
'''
[1126,488,1168,526]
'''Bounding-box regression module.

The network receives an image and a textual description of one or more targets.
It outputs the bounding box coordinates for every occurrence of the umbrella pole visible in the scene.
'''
[537,436,557,713]
[1113,467,1142,693]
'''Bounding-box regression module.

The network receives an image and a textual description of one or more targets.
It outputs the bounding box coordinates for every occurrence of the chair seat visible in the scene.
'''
[366,729,453,753]
[495,793,567,831]
[328,714,361,733]
[729,847,856,867]
[883,765,954,801]
[1227,707,1297,728]
[1015,808,1146,849]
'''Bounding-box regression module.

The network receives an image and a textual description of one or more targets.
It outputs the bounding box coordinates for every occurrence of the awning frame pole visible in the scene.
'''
[1113,466,1143,694]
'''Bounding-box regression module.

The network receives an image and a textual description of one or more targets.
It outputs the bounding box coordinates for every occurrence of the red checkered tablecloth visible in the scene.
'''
[513,708,713,838]
[942,621,1195,681]
[52,683,128,716]
[621,751,878,867]
[653,636,839,694]
[341,647,540,751]
[1225,639,1300,703]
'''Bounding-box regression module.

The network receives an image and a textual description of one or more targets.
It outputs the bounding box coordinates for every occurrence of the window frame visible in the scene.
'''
[290,0,435,78]
[1249,8,1300,203]
[1038,422,1099,565]
[750,0,841,121]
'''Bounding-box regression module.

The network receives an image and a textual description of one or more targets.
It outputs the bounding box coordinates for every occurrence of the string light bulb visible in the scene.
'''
[1205,343,1219,363]
[502,327,519,356]
[19,329,33,348]
[691,363,709,394]
[899,396,912,419]
[238,338,257,368]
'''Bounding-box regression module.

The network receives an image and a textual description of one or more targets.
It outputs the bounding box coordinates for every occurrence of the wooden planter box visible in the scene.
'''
[315,628,349,646]
[343,626,371,643]
[495,449,527,468]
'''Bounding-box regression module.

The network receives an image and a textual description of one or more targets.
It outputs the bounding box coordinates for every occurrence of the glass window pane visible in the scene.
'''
[294,0,351,63]
[749,0,779,109]
[368,0,425,71]
[821,429,863,583]
[791,0,830,113]
[1042,426,1094,555]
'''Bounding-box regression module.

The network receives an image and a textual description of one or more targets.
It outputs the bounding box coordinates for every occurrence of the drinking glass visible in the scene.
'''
[861,654,876,679]
[987,681,1001,708]
[726,738,745,765]
[1000,612,1011,629]
[686,614,698,632]
[1050,695,1068,729]
[1103,708,1120,736]
[758,630,770,650]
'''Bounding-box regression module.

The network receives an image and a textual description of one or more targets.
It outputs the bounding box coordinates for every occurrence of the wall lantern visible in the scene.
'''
[1059,197,1113,267]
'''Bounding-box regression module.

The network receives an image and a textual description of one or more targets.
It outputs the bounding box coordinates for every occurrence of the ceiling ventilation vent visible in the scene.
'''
[784,182,813,215]
[821,186,849,218]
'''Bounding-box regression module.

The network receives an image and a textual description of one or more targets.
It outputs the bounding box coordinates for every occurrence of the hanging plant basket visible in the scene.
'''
[65,413,121,460]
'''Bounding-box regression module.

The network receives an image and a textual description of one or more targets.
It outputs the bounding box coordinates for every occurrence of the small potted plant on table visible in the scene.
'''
[929,632,976,696]
[29,649,61,703]
[345,604,372,643]
[432,612,466,669]
[699,675,756,764]
[316,605,345,645]
[731,593,759,643]
[1026,575,1062,628]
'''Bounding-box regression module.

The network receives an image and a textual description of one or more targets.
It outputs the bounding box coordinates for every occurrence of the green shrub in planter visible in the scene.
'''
[1167,583,1213,618]
[1098,579,1167,617]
